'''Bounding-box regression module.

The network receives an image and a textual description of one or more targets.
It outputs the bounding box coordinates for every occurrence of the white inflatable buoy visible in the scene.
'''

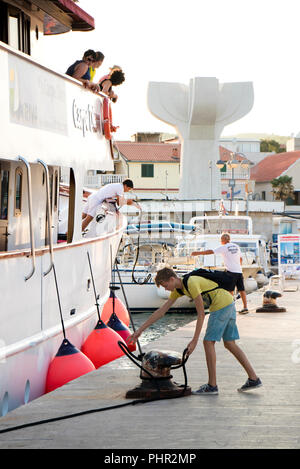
[244,276,258,293]
[255,272,268,288]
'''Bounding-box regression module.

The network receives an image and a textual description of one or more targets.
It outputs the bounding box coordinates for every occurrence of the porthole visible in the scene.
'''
[1,392,9,417]
[24,380,30,404]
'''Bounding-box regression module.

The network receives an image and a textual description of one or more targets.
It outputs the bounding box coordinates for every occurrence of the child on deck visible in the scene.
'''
[98,66,125,102]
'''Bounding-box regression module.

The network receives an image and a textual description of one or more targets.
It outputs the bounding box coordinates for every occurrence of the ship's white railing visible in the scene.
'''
[83,174,126,188]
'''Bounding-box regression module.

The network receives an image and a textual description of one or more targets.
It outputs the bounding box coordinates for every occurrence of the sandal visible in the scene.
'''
[239,308,249,314]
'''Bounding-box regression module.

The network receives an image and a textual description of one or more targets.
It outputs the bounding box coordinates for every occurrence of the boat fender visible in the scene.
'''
[107,313,136,352]
[244,276,258,293]
[46,339,95,393]
[101,287,130,326]
[255,272,268,287]
[81,320,126,368]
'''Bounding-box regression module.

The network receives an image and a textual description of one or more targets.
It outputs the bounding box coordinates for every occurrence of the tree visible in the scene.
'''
[271,176,295,202]
[260,139,285,153]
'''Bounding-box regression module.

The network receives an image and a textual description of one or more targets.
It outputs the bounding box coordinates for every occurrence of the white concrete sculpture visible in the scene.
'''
[147,77,254,200]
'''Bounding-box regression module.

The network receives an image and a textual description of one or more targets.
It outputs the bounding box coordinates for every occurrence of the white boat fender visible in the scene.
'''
[244,276,258,293]
[255,272,268,287]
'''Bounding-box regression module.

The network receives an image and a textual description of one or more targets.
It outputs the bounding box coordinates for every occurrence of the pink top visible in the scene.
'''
[98,74,110,83]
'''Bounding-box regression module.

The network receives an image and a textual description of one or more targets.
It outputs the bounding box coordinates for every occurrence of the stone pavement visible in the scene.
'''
[0,282,299,449]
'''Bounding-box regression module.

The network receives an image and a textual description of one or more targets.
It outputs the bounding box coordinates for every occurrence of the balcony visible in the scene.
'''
[83,174,127,188]
[220,168,250,180]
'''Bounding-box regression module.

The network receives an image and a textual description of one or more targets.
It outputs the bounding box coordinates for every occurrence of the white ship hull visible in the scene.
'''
[0,10,127,417]
[0,216,126,416]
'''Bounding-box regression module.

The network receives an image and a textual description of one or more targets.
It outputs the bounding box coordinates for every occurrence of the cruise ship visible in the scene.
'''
[0,0,126,415]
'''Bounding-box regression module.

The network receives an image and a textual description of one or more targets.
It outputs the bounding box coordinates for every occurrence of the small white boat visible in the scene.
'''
[174,215,269,282]
[114,214,270,312]
[114,265,196,313]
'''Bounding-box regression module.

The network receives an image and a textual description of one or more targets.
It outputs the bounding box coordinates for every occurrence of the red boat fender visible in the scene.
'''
[45,339,95,393]
[81,320,125,369]
[107,313,136,352]
[101,288,130,326]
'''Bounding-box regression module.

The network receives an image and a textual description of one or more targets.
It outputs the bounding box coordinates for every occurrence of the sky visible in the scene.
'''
[43,0,300,141]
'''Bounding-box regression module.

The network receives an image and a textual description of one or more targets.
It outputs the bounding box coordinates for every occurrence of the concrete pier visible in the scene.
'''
[0,283,299,449]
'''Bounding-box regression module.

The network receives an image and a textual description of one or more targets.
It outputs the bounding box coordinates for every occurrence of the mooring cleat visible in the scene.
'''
[125,349,191,399]
[256,290,286,313]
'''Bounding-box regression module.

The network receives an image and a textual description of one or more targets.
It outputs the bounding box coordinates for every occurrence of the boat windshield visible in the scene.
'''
[176,241,206,257]
[235,242,257,255]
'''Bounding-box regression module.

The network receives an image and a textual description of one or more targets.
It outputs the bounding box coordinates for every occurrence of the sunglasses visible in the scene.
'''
[86,57,94,62]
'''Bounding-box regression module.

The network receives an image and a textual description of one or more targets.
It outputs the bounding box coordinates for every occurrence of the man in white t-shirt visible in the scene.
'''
[82,179,141,231]
[191,233,249,314]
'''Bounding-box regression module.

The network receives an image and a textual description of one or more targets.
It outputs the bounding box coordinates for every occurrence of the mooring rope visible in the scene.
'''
[0,346,189,435]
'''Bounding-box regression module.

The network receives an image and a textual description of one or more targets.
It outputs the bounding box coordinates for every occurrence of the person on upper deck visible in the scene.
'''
[98,67,125,103]
[191,232,249,314]
[66,50,103,92]
[82,179,141,231]
[89,51,105,82]
[98,64,121,82]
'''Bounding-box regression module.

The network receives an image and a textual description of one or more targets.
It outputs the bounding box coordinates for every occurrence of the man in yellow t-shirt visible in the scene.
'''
[127,267,262,395]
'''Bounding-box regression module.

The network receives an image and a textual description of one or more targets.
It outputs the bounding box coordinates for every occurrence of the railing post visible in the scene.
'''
[18,156,36,281]
[37,159,54,276]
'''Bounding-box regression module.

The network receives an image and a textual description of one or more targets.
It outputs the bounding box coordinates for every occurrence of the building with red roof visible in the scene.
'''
[112,141,252,200]
[250,150,300,206]
[112,141,181,196]
[87,134,300,213]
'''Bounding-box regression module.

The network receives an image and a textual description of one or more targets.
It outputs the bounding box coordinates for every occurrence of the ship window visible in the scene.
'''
[54,170,58,210]
[8,14,19,49]
[0,170,9,220]
[15,167,23,215]
[0,2,31,55]
[0,2,8,44]
[49,172,54,211]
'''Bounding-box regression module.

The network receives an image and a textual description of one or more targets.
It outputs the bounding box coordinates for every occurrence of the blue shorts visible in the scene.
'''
[204,302,240,342]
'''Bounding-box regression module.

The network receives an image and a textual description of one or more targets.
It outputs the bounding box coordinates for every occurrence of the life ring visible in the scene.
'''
[103,97,112,140]
[103,97,119,140]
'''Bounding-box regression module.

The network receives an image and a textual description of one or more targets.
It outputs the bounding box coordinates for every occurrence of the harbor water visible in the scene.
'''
[129,312,197,346]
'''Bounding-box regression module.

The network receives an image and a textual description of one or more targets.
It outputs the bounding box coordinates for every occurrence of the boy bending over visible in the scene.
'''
[127,267,262,395]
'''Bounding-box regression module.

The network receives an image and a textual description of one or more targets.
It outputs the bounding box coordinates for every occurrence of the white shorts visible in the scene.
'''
[83,193,102,218]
